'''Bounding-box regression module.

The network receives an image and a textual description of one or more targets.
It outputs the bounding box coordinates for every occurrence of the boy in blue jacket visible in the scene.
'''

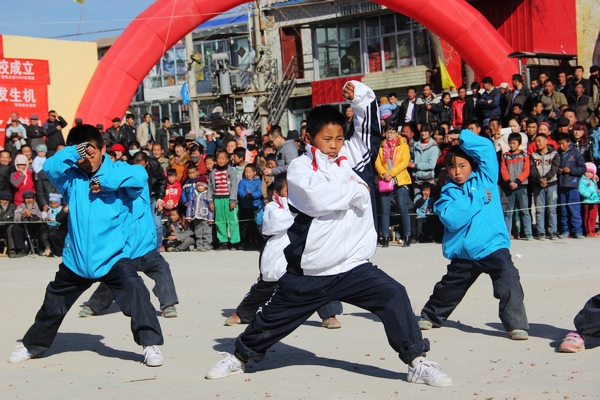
[237,164,263,250]
[8,125,165,367]
[556,133,586,239]
[418,129,529,340]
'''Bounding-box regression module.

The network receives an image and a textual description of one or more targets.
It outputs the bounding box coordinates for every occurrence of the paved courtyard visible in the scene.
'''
[0,238,598,399]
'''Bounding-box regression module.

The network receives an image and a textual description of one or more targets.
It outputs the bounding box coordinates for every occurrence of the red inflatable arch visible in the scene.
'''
[76,0,517,127]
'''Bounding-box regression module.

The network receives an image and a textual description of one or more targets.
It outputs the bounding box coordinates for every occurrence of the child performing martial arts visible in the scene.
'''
[7,125,165,367]
[418,129,529,340]
[205,105,452,387]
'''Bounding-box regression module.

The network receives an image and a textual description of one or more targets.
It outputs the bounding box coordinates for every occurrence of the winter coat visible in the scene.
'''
[416,95,439,124]
[0,202,16,222]
[145,158,166,202]
[271,140,299,175]
[43,116,67,155]
[168,152,190,182]
[578,176,600,204]
[164,181,182,209]
[500,150,530,189]
[26,124,47,149]
[477,88,502,119]
[237,177,263,209]
[260,195,295,282]
[431,102,453,126]
[14,200,42,222]
[35,169,59,209]
[412,140,439,182]
[572,137,594,163]
[186,189,214,221]
[374,140,412,187]
[530,146,560,186]
[10,169,35,206]
[557,148,586,189]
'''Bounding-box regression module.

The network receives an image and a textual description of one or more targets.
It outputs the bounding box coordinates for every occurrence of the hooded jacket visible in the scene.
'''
[557,147,586,189]
[413,139,439,182]
[530,145,560,186]
[44,146,147,279]
[435,129,510,260]
[579,176,600,204]
[284,145,376,276]
[10,155,35,206]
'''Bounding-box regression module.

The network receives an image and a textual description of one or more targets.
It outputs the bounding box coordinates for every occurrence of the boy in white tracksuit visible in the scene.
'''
[206,100,452,388]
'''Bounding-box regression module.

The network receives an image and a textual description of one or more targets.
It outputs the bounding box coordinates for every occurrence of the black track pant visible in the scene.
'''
[574,294,600,338]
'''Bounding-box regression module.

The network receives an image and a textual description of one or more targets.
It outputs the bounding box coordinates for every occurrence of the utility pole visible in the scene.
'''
[252,0,268,135]
[185,32,200,134]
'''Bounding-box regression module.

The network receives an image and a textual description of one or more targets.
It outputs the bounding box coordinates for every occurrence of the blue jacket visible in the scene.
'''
[413,139,439,182]
[434,129,509,260]
[557,147,586,189]
[180,177,195,205]
[578,176,600,204]
[44,146,147,279]
[206,138,222,156]
[477,87,502,119]
[186,189,214,221]
[237,177,263,208]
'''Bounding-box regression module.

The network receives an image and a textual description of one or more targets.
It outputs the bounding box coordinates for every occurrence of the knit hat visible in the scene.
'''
[111,143,126,153]
[36,144,48,153]
[195,176,208,186]
[585,162,597,175]
[14,154,28,167]
[22,190,35,199]
[49,193,62,204]
[0,191,12,201]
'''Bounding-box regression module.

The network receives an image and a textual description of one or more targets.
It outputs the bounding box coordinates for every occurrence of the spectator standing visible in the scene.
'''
[10,154,35,206]
[569,83,595,124]
[432,92,453,126]
[262,130,299,177]
[155,117,172,154]
[237,164,263,250]
[152,143,169,171]
[137,113,156,149]
[10,191,47,257]
[208,149,240,250]
[43,111,67,157]
[452,87,468,129]
[120,114,137,148]
[530,133,560,240]
[500,133,533,240]
[412,124,439,193]
[185,176,214,251]
[397,87,419,126]
[578,163,599,237]
[556,134,586,239]
[26,115,46,150]
[163,169,182,213]
[416,84,439,126]
[477,77,502,121]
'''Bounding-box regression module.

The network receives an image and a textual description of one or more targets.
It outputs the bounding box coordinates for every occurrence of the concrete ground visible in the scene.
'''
[0,238,598,400]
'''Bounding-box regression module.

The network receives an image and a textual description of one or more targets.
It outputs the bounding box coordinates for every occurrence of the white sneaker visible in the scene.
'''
[205,352,245,379]
[143,345,163,367]
[8,345,31,363]
[407,358,452,387]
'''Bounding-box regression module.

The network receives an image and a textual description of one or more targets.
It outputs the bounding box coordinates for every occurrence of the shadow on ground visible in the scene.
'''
[41,332,143,363]
[211,338,404,380]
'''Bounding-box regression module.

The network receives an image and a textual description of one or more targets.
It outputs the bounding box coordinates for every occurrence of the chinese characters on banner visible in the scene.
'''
[0,58,50,150]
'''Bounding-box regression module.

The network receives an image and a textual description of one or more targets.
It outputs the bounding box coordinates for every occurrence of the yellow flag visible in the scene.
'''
[438,57,456,91]
[74,0,85,4]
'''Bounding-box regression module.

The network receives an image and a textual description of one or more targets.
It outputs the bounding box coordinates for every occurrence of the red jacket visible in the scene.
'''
[500,150,530,188]
[10,169,35,206]
[163,180,182,209]
[452,98,466,127]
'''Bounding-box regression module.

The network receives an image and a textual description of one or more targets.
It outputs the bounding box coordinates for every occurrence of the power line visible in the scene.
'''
[50,28,126,39]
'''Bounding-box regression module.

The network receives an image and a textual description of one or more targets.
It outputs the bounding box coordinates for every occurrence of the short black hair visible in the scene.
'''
[133,151,148,163]
[273,171,287,194]
[481,76,493,85]
[512,103,523,110]
[407,86,416,93]
[421,123,433,133]
[544,78,554,85]
[575,65,584,72]
[66,124,104,148]
[215,148,228,158]
[489,117,500,124]
[126,114,135,120]
[423,83,432,90]
[508,133,522,144]
[388,92,398,98]
[186,163,198,171]
[153,142,163,149]
[161,117,170,123]
[470,82,481,90]
[205,154,215,162]
[457,86,466,92]
[244,163,257,173]
[536,133,548,139]
[557,133,571,143]
[562,107,576,116]
[173,137,186,148]
[526,118,539,126]
[143,113,151,118]
[467,120,480,129]
[265,154,276,163]
[420,182,432,191]
[233,147,246,159]
[306,105,345,139]
[269,125,282,137]
[167,168,177,176]
[532,100,544,108]
[512,74,524,83]
[444,145,475,170]
[128,140,140,150]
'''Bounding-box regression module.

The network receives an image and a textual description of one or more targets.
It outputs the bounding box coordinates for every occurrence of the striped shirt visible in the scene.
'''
[214,169,229,196]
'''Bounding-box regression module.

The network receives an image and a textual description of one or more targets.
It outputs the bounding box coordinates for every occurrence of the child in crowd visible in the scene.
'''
[578,162,600,237]
[180,163,199,207]
[6,119,27,152]
[207,105,451,388]
[8,124,164,367]
[208,148,240,250]
[10,154,35,206]
[414,182,432,242]
[556,134,586,239]
[164,207,195,252]
[204,155,215,177]
[232,147,248,182]
[111,143,126,162]
[500,133,533,240]
[186,176,214,251]
[558,295,600,353]
[41,193,62,256]
[31,145,47,179]
[237,164,263,250]
[530,133,560,240]
[418,129,529,341]
[163,168,182,213]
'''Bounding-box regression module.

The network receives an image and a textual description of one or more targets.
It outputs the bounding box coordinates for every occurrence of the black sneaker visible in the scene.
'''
[215,243,228,251]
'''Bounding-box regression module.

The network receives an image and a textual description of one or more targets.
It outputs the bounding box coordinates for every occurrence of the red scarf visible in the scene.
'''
[383,138,399,164]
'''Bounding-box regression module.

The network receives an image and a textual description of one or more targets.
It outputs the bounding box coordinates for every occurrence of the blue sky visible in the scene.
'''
[0,0,247,42]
